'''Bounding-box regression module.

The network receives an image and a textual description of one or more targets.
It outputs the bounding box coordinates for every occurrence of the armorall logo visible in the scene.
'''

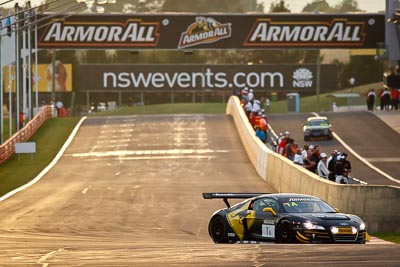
[39,19,160,47]
[244,18,366,47]
[178,16,232,49]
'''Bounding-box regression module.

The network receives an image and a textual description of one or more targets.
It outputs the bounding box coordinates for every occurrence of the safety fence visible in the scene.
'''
[0,106,53,164]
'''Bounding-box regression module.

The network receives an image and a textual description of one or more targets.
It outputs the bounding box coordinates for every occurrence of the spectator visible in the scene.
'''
[378,88,384,110]
[55,99,64,117]
[366,89,376,111]
[310,145,321,167]
[293,148,304,166]
[252,99,261,114]
[317,153,329,179]
[277,134,289,156]
[341,152,352,174]
[303,152,316,172]
[391,88,399,110]
[301,144,309,159]
[244,100,252,117]
[19,111,25,129]
[285,138,296,161]
[255,127,266,143]
[382,88,391,111]
[240,88,249,102]
[264,97,270,113]
[334,155,345,180]
[327,150,339,181]
[248,89,254,103]
[336,169,350,184]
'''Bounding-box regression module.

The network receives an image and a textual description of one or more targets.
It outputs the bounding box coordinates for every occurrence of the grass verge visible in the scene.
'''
[0,117,80,197]
[372,232,400,244]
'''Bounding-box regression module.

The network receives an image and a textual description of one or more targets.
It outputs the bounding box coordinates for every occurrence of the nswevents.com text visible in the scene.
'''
[103,68,284,89]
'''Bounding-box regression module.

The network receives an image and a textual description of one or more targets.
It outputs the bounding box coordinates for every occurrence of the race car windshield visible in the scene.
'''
[280,198,336,213]
[308,120,329,127]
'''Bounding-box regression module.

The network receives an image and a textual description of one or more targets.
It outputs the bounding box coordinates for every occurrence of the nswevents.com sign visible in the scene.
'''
[79,64,338,92]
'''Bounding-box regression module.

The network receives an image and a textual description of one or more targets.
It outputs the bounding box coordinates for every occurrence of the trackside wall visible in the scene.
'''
[226,96,400,233]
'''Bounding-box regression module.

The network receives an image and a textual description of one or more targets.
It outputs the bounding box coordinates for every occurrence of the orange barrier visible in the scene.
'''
[0,106,53,164]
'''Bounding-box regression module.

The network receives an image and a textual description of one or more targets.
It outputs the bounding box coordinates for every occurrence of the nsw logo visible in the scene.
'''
[293,68,313,88]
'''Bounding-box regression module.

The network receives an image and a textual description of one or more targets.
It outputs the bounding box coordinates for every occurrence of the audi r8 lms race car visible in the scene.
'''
[203,193,367,244]
[303,116,333,141]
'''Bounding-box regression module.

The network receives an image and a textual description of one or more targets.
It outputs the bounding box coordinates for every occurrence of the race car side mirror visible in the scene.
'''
[263,207,277,216]
[334,208,339,212]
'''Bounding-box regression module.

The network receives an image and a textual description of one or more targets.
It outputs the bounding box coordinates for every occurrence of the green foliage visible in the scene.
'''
[302,0,361,13]
[335,56,384,88]
[162,0,263,12]
[303,0,333,12]
[269,0,290,12]
[372,232,400,244]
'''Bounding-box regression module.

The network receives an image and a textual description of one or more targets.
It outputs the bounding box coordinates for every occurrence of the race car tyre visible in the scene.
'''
[276,220,293,243]
[209,216,228,243]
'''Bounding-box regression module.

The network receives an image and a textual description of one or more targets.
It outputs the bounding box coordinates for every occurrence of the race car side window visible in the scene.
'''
[253,198,279,212]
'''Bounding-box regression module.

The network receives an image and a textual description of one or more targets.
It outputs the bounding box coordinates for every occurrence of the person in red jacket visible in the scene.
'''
[19,111,25,130]
[391,88,399,110]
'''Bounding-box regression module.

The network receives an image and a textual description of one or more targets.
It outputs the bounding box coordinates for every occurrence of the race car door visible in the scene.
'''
[249,197,279,240]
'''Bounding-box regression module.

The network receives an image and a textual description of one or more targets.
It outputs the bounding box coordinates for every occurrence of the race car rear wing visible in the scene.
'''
[202,192,269,208]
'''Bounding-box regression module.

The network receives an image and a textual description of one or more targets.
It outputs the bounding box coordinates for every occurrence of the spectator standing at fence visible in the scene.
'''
[248,89,254,103]
[335,170,350,184]
[327,150,338,181]
[317,153,329,179]
[55,99,64,117]
[334,155,345,179]
[303,151,316,172]
[366,89,376,111]
[341,152,352,174]
[255,127,266,143]
[310,145,321,167]
[305,146,317,173]
[391,88,399,110]
[264,97,270,113]
[293,148,304,166]
[277,135,288,156]
[285,138,296,161]
[244,100,252,117]
[382,88,391,111]
[19,111,25,129]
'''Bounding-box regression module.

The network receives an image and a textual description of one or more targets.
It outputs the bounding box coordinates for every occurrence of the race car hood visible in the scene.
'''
[296,213,351,222]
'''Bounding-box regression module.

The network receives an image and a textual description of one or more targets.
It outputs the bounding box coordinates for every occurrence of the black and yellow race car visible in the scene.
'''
[203,193,367,244]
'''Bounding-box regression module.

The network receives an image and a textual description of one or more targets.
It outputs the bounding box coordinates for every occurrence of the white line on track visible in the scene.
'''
[0,117,88,202]
[312,112,400,184]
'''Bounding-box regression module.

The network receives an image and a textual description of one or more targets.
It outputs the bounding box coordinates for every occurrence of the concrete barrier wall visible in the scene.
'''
[226,96,400,232]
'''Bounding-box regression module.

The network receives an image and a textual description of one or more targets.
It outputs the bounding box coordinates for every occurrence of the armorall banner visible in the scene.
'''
[37,13,384,50]
[78,64,338,92]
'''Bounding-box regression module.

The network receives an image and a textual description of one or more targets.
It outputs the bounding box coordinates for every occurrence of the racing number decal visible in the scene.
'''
[262,224,275,238]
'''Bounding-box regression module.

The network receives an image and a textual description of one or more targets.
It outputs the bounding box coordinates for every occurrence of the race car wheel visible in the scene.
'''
[209,216,228,243]
[276,220,293,243]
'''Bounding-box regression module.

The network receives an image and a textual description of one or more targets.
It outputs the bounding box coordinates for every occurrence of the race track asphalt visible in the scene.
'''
[0,114,398,266]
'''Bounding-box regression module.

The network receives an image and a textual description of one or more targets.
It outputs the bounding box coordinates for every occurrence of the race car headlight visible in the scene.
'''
[359,222,366,231]
[303,221,325,230]
[331,226,339,234]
